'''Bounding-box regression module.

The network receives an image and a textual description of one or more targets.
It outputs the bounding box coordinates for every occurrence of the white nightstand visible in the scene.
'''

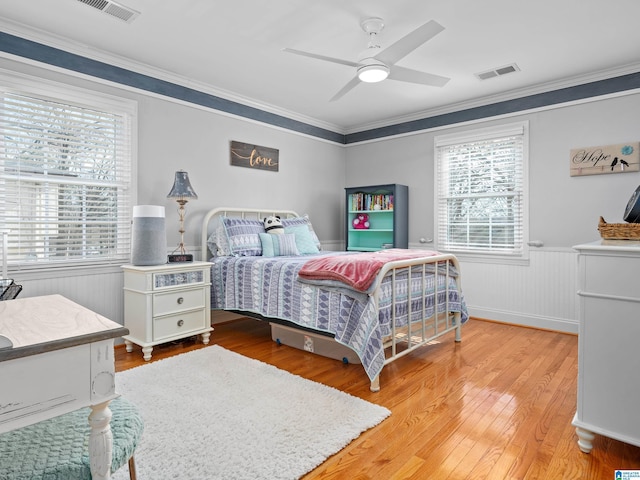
[122,261,213,361]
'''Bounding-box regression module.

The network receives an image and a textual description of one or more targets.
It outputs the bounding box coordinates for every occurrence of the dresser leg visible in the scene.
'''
[201,331,211,345]
[124,340,133,353]
[141,346,153,361]
[88,400,113,480]
[575,426,595,453]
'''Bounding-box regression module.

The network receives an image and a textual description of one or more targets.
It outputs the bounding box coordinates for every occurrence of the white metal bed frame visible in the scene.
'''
[201,207,463,391]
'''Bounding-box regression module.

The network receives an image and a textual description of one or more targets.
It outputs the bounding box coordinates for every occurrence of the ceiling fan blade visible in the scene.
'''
[376,20,445,65]
[282,48,359,68]
[388,65,450,87]
[330,76,361,102]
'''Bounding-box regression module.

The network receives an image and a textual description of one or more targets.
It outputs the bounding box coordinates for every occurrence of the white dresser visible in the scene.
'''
[572,240,640,453]
[122,261,213,361]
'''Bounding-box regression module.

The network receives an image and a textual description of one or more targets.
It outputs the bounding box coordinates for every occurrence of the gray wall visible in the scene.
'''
[344,93,640,332]
[6,55,638,254]
[1,57,345,325]
[345,93,640,248]
[136,96,347,250]
[0,57,347,253]
[4,54,640,332]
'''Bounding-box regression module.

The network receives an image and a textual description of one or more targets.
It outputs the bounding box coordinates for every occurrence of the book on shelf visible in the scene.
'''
[350,193,394,211]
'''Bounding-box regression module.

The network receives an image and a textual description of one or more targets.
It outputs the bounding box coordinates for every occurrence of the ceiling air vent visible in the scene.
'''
[475,63,520,81]
[76,0,140,23]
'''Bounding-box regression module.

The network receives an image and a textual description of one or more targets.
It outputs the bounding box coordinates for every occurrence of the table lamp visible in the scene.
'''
[167,170,198,262]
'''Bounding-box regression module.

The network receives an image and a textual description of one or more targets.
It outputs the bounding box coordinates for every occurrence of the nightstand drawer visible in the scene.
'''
[154,309,206,341]
[153,288,205,316]
[153,270,204,290]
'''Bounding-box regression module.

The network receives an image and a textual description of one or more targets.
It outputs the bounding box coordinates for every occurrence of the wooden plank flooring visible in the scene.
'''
[115,318,640,479]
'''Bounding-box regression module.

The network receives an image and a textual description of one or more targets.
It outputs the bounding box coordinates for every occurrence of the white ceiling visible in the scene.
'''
[1,0,640,133]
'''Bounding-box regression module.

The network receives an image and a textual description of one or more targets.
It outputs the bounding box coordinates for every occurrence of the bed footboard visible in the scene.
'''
[370,254,464,392]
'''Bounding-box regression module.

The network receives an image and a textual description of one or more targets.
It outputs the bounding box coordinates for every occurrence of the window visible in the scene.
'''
[435,122,528,258]
[0,73,135,270]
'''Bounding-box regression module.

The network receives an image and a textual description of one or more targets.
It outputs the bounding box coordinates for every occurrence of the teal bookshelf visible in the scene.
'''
[345,184,408,252]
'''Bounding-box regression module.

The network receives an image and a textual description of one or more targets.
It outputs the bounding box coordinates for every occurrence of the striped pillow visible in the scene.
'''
[259,233,300,257]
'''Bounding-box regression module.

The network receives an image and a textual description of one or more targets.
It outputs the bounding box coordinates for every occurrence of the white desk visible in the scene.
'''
[0,294,128,480]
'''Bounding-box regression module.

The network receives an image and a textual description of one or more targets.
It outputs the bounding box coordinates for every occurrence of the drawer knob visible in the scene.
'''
[177,319,184,327]
[177,297,184,304]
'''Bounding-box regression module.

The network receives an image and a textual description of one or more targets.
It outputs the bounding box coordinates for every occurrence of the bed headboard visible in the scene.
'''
[201,207,300,260]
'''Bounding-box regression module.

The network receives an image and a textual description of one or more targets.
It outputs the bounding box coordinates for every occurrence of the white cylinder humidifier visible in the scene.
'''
[131,205,167,265]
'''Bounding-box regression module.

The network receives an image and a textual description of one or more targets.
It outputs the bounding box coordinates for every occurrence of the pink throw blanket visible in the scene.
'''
[298,249,440,292]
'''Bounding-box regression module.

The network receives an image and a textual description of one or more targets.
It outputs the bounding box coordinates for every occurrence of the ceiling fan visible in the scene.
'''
[283,17,450,101]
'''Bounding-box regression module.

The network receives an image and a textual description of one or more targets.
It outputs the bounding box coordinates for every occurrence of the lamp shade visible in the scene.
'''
[167,170,198,200]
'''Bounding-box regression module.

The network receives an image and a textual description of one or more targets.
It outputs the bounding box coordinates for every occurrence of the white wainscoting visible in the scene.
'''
[8,247,580,335]
[459,248,579,333]
[11,266,124,326]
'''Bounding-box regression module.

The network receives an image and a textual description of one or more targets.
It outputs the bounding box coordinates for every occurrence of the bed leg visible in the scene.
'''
[370,376,380,392]
[455,324,462,342]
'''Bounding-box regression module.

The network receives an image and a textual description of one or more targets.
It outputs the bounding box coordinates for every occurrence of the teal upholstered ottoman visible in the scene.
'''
[0,396,144,480]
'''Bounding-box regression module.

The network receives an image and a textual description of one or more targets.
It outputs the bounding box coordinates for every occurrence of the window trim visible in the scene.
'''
[434,121,529,265]
[0,68,138,273]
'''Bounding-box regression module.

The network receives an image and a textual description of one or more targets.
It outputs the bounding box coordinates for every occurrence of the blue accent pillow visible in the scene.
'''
[222,217,265,256]
[281,215,321,250]
[259,233,300,257]
[284,225,320,254]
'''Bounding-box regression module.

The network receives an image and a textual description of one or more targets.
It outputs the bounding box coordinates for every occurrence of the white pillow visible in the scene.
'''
[207,223,231,257]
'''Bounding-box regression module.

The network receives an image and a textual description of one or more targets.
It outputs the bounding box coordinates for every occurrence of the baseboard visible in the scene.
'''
[468,307,579,334]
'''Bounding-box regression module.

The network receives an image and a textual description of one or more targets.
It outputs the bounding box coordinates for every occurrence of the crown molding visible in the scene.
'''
[344,62,640,135]
[0,18,345,136]
[3,17,640,142]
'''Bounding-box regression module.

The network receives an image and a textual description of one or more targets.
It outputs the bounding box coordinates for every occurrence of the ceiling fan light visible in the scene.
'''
[358,63,390,83]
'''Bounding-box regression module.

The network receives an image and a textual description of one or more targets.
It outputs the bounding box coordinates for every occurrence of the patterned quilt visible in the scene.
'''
[210,252,468,382]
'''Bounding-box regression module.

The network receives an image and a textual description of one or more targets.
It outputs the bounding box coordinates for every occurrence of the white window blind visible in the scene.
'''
[0,85,134,269]
[435,122,527,256]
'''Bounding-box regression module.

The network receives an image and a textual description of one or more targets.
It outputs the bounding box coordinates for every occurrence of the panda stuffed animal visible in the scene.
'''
[263,215,284,235]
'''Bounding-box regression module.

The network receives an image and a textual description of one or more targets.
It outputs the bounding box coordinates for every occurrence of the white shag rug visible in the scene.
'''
[111,345,390,480]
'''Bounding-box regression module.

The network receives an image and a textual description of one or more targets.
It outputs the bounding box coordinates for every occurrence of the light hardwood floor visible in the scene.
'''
[116,318,640,479]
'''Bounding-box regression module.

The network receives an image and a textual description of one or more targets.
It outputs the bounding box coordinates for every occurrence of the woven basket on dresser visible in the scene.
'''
[598,216,640,240]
